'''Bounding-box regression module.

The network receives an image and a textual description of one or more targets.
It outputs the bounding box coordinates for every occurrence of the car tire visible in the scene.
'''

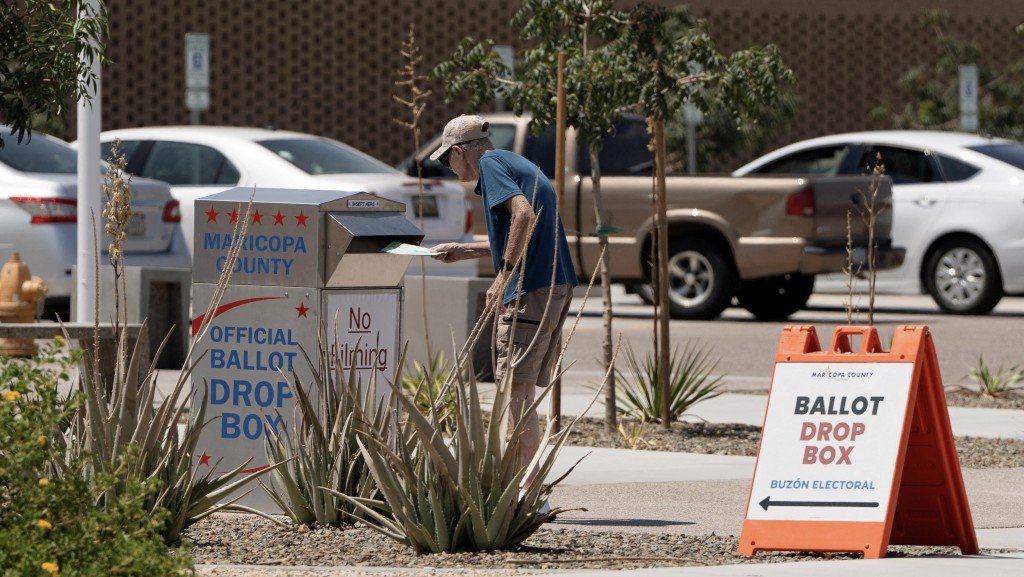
[662,236,736,320]
[924,238,1003,315]
[736,274,815,321]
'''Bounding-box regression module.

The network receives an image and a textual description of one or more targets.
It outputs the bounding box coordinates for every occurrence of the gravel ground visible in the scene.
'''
[185,391,1024,574]
[186,514,993,574]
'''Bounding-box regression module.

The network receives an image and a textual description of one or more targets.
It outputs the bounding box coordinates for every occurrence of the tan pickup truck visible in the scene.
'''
[401,113,904,320]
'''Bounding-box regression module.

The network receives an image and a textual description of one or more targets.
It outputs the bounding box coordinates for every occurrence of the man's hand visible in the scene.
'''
[429,242,462,263]
[429,241,490,263]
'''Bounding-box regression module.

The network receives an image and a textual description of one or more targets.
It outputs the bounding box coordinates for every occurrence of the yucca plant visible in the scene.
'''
[54,149,281,544]
[614,339,725,424]
[260,336,387,526]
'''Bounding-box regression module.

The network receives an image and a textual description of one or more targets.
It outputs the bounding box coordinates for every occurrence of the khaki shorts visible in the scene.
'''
[493,284,573,387]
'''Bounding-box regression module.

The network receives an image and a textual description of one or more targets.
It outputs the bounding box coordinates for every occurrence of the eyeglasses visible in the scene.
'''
[439,145,460,170]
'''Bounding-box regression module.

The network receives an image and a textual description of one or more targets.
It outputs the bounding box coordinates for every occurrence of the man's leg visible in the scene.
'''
[508,379,540,482]
[495,285,573,483]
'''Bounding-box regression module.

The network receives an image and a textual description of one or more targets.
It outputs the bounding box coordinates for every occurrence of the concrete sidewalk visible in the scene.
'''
[529,389,1024,576]
[157,368,1024,576]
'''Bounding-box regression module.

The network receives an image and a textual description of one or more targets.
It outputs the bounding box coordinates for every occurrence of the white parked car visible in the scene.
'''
[89,126,473,276]
[733,131,1024,314]
[0,128,186,319]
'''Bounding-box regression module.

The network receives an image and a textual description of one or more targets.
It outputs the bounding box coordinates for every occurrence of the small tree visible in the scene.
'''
[435,0,632,431]
[0,0,107,146]
[434,0,792,431]
[843,156,888,326]
[613,3,792,428]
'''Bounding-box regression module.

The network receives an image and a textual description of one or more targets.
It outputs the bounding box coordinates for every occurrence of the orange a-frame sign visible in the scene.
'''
[737,325,978,559]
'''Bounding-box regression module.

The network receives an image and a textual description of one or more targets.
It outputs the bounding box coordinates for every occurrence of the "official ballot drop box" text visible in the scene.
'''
[190,187,423,509]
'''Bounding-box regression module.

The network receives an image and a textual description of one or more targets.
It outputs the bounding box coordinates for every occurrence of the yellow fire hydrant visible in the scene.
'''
[0,252,49,356]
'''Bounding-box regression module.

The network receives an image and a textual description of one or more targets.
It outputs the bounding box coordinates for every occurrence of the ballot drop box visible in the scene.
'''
[190,187,423,509]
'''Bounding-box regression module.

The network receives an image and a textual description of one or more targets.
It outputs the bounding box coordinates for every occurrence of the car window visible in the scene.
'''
[968,143,1024,171]
[0,134,78,174]
[488,123,517,153]
[101,139,144,165]
[522,124,557,178]
[139,141,240,185]
[258,138,393,175]
[579,117,653,176]
[859,146,934,184]
[754,146,846,175]
[934,153,980,182]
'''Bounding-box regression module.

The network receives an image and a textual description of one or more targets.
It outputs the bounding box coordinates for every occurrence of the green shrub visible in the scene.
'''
[0,343,193,576]
[614,340,724,423]
[400,351,482,432]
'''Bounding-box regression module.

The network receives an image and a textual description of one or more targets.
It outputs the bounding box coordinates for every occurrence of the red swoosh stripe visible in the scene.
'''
[191,296,286,336]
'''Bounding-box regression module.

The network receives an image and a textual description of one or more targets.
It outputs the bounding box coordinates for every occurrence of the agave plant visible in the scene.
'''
[614,339,725,424]
[260,337,387,526]
[59,331,285,544]
[967,354,1024,398]
[336,361,579,553]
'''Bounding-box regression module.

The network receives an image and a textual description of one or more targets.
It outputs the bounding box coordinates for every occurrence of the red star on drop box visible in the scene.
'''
[205,207,219,222]
[228,208,239,223]
[273,210,286,225]
[199,451,212,466]
[296,302,309,318]
[252,209,264,224]
[295,211,309,227]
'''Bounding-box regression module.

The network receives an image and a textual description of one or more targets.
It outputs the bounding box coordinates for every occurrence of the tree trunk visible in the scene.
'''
[590,148,616,432]
[653,119,671,430]
[551,51,567,432]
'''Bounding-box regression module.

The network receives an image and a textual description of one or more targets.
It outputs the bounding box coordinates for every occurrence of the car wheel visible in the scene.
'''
[924,238,1003,315]
[736,274,815,321]
[663,236,736,320]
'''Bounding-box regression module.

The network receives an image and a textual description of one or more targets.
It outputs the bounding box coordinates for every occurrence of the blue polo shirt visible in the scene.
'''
[475,149,578,305]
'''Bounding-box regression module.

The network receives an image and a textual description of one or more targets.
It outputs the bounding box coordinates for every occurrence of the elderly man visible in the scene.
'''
[428,115,578,489]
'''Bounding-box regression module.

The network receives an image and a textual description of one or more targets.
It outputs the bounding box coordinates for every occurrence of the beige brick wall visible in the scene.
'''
[60,1,1022,170]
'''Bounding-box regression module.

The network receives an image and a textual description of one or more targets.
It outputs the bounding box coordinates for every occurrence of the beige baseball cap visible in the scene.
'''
[429,115,490,161]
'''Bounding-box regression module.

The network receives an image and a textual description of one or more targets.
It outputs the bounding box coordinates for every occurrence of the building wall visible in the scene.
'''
[62,0,1022,170]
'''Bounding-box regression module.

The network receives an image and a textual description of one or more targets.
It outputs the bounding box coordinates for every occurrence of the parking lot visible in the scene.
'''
[559,285,1024,394]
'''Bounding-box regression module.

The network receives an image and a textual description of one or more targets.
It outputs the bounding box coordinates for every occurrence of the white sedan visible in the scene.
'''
[734,131,1024,314]
[1,128,185,320]
[89,126,473,276]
